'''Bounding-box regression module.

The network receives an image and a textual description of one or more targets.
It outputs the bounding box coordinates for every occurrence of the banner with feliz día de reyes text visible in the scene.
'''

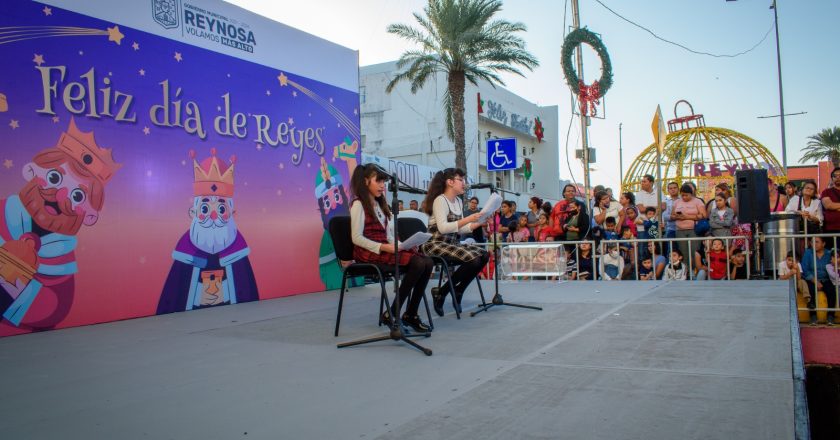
[0,0,361,336]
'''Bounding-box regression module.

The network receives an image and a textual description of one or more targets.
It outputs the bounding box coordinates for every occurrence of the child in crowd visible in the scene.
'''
[707,238,728,280]
[623,207,640,237]
[510,215,531,242]
[603,217,618,240]
[664,249,687,280]
[534,213,552,242]
[639,255,655,280]
[563,246,577,280]
[643,206,659,239]
[729,248,748,280]
[778,251,810,302]
[826,249,840,290]
[577,242,595,280]
[600,244,625,281]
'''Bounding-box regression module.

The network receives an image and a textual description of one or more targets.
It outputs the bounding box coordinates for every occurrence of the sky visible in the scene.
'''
[226,0,840,192]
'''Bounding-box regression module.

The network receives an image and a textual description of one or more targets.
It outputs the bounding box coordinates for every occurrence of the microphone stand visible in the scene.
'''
[470,184,543,317]
[337,168,432,356]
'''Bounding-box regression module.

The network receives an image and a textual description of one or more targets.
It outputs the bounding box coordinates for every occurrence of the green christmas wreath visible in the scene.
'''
[561,28,613,113]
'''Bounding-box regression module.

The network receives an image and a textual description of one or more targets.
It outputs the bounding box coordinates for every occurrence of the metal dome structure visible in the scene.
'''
[622,100,784,201]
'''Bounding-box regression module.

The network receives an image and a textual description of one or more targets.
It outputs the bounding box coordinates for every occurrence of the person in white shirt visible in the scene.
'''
[349,164,434,333]
[421,168,488,316]
[778,251,810,302]
[635,174,659,209]
[785,180,823,232]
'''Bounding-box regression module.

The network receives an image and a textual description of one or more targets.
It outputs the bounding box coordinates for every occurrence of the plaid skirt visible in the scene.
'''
[353,246,416,266]
[422,234,486,264]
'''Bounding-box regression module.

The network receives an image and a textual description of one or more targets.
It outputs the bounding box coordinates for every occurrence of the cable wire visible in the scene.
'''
[593,0,774,58]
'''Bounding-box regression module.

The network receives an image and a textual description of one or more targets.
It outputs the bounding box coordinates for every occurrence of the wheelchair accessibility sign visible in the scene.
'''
[486,138,517,171]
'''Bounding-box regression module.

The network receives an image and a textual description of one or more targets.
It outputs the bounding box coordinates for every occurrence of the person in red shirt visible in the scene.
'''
[821,167,840,239]
[551,184,577,239]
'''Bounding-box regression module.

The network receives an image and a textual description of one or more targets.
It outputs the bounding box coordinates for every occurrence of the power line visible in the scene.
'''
[593,0,775,58]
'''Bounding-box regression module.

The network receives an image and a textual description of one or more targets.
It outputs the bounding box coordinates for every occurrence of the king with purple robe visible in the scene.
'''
[157,149,258,314]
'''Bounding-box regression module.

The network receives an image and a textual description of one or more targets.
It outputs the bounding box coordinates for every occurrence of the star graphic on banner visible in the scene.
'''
[265,90,271,96]
[278,163,284,170]
[288,117,294,125]
[108,72,113,76]
[226,73,231,78]
[142,126,150,135]
[42,6,52,16]
[277,72,288,86]
[255,143,263,151]
[139,256,146,264]
[3,159,12,169]
[216,106,221,111]
[181,160,187,166]
[174,52,182,62]
[32,54,45,66]
[337,123,341,128]
[329,97,333,103]
[276,189,283,196]
[52,116,59,123]
[306,163,311,168]
[107,25,124,45]
[9,119,19,129]
[132,42,139,51]
[292,91,297,97]
[308,113,312,117]
[354,108,358,115]
[139,68,145,76]
[78,50,84,55]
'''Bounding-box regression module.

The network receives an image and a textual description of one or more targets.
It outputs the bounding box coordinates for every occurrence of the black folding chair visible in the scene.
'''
[397,217,487,319]
[328,216,433,336]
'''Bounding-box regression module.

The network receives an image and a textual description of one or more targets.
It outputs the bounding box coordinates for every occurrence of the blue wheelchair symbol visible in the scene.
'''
[487,138,517,171]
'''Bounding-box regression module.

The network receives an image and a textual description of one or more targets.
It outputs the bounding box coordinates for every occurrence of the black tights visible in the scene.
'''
[394,255,434,316]
[441,251,490,298]
[806,279,837,319]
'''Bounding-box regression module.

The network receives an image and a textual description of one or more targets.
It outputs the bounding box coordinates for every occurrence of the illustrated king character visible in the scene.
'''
[157,149,258,314]
[0,118,120,329]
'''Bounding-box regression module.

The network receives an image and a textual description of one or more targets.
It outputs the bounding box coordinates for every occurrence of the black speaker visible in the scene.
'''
[735,169,770,223]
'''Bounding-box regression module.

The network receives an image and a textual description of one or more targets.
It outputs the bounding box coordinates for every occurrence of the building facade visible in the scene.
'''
[360,61,560,207]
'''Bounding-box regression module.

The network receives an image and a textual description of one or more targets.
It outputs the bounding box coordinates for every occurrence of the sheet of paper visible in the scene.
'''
[400,232,432,250]
[479,192,503,223]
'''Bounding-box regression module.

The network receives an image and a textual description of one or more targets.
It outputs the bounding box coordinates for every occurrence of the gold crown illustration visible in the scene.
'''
[55,118,121,184]
[191,148,235,197]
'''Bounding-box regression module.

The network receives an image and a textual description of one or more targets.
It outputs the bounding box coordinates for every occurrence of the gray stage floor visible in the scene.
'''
[0,280,794,440]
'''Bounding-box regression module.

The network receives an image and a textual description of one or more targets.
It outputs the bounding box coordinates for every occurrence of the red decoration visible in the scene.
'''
[577,80,601,117]
[477,93,484,114]
[534,117,544,143]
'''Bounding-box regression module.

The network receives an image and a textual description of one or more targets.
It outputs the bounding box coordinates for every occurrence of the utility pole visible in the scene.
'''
[570,0,591,210]
[772,0,788,174]
[619,123,623,190]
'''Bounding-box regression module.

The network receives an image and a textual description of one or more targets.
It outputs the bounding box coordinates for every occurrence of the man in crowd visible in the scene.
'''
[821,167,840,246]
[636,175,658,211]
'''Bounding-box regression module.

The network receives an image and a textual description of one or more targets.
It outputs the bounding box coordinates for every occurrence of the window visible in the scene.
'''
[359,86,366,104]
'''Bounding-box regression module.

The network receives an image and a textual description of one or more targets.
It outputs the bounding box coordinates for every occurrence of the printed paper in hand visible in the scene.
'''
[400,232,432,250]
[479,192,503,223]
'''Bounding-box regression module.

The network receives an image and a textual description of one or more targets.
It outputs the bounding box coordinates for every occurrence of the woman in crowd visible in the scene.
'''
[708,194,736,237]
[550,184,578,240]
[498,200,518,241]
[768,179,788,213]
[349,164,434,332]
[785,182,799,201]
[646,241,668,280]
[617,191,636,229]
[421,168,489,316]
[786,180,823,233]
[526,197,543,240]
[671,183,707,268]
[592,190,622,230]
[564,200,589,242]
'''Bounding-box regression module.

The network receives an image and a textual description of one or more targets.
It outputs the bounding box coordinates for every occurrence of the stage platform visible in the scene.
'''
[0,280,796,439]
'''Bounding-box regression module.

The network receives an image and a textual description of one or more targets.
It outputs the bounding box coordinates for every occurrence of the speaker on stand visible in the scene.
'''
[735,169,771,278]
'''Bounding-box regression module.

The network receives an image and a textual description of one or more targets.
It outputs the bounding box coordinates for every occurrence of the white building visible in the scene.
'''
[360,61,560,207]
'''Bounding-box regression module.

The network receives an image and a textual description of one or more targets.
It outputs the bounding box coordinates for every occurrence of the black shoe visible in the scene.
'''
[380,310,394,327]
[431,287,445,317]
[402,314,431,333]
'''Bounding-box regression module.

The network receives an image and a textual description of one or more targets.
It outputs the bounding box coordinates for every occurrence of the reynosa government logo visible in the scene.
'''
[152,0,179,29]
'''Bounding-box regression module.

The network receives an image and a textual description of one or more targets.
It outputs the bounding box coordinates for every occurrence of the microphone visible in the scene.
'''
[467,183,494,190]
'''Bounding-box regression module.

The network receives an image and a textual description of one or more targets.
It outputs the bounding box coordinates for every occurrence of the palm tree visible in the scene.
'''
[800,126,840,167]
[386,0,538,174]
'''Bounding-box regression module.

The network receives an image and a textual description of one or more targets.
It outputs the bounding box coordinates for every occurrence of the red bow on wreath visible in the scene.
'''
[578,80,601,117]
